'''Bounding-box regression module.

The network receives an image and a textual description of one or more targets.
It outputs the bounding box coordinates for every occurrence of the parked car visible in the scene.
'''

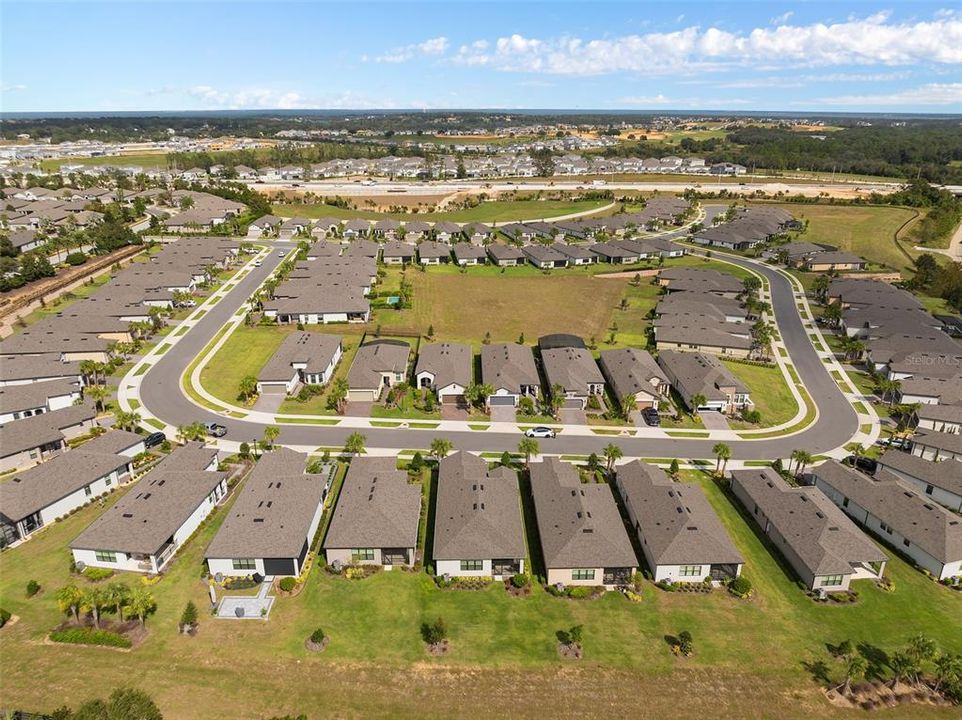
[641,408,661,426]
[843,455,877,474]
[253,260,262,267]
[524,426,556,439]
[277,250,286,257]
[877,436,910,450]
[204,422,228,438]
[143,431,166,449]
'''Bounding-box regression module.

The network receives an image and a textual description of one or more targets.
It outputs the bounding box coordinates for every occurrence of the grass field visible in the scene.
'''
[0,463,959,719]
[722,360,799,427]
[40,153,172,172]
[272,199,610,223]
[751,202,920,274]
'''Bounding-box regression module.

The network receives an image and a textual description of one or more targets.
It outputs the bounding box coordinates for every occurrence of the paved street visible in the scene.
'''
[137,231,858,461]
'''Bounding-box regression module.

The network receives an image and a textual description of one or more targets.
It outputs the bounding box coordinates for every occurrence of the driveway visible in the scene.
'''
[698,411,731,430]
[252,392,286,414]
[489,405,517,423]
[441,405,470,421]
[560,408,587,425]
[344,401,374,417]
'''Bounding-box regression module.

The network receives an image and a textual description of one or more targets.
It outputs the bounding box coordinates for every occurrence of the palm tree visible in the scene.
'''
[690,393,707,415]
[603,443,623,475]
[620,393,637,422]
[430,438,453,461]
[82,587,109,628]
[712,442,731,476]
[838,654,867,695]
[105,582,131,623]
[344,432,366,456]
[262,425,280,449]
[889,651,917,689]
[517,438,539,468]
[114,410,142,432]
[791,450,813,477]
[932,653,962,693]
[238,375,259,402]
[176,422,206,444]
[907,634,937,683]
[328,378,349,414]
[85,384,109,412]
[79,360,97,385]
[55,584,84,624]
[547,383,566,419]
[127,587,156,628]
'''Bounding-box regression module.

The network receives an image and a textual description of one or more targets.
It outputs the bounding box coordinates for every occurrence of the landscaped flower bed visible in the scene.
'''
[435,575,492,591]
[545,584,606,600]
[49,626,133,649]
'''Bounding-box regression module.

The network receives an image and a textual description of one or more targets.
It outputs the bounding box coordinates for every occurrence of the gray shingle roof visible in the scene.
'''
[598,348,668,401]
[730,467,887,577]
[616,461,743,566]
[206,448,324,560]
[258,332,342,383]
[323,457,421,549]
[346,340,410,390]
[0,404,96,457]
[433,452,526,561]
[877,451,962,497]
[541,346,604,395]
[0,379,80,414]
[481,343,539,394]
[415,342,473,390]
[529,458,637,570]
[913,430,962,455]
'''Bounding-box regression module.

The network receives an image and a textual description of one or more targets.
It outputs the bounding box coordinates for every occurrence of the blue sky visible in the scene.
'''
[2,1,961,113]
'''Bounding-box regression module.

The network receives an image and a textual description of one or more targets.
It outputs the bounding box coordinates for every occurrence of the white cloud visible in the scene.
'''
[1,83,27,92]
[771,11,794,25]
[452,13,962,75]
[374,36,449,63]
[184,86,310,110]
[817,82,962,106]
[620,94,672,105]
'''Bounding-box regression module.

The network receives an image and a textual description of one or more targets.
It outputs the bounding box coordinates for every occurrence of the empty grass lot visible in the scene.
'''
[0,464,959,719]
[272,199,611,223]
[750,202,921,274]
[722,360,800,428]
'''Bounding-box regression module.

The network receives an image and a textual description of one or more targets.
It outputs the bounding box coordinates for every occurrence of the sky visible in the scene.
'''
[1,1,961,114]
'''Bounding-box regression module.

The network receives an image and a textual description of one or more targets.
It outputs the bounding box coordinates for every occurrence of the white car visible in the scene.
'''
[524,426,556,439]
[277,250,286,257]
[253,260,262,267]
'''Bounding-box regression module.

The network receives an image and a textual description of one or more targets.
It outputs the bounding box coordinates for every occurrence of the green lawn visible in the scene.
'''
[722,360,800,427]
[272,199,610,223]
[40,153,173,171]
[1,462,959,719]
[199,324,298,406]
[751,202,920,274]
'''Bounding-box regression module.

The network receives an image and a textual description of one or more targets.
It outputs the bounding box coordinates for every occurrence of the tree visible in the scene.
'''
[85,384,109,412]
[81,587,109,628]
[889,651,917,689]
[328,377,349,414]
[430,437,453,461]
[105,582,131,623]
[792,450,813,477]
[907,634,937,682]
[546,383,566,419]
[518,438,539,467]
[180,601,198,632]
[603,443,623,474]
[568,624,584,647]
[421,617,447,645]
[742,275,762,298]
[620,393,637,422]
[838,654,867,695]
[344,432,366,456]
[712,442,731,476]
[55,584,84,624]
[127,587,156,628]
[933,653,962,693]
[678,630,694,657]
[176,422,206,443]
[238,375,259,402]
[812,274,830,304]
[499,451,514,468]
[262,425,280,449]
[114,410,141,432]
[668,458,680,478]
[690,393,707,414]
[69,687,163,720]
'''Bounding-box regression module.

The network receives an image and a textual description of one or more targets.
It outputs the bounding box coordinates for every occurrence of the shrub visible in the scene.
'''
[65,252,87,266]
[279,577,297,592]
[678,630,694,656]
[566,586,599,599]
[511,573,529,589]
[310,628,326,644]
[180,601,198,628]
[568,624,584,646]
[0,608,10,627]
[82,567,114,582]
[26,580,41,597]
[729,575,753,598]
[623,590,643,603]
[50,627,131,648]
[421,617,447,645]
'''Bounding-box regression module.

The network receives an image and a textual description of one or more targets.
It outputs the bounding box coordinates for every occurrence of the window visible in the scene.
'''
[571,569,595,581]
[232,558,255,570]
[925,485,934,495]
[903,539,911,548]
[460,560,483,572]
[819,575,843,587]
[84,486,93,497]
[351,548,375,562]
[841,497,848,508]
[95,550,116,563]
[679,565,703,577]
[105,476,112,487]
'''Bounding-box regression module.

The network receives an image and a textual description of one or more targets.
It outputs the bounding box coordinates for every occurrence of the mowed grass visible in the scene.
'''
[722,360,800,427]
[199,323,298,404]
[751,202,920,274]
[0,464,960,719]
[272,199,610,223]
[40,153,172,171]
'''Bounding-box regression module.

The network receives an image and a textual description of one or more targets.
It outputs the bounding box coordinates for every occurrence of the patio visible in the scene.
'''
[215,577,275,620]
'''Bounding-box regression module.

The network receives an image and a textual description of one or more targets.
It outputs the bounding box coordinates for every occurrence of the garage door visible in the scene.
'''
[442,394,465,405]
[488,395,515,406]
[263,557,296,576]
[562,397,585,409]
[259,382,289,395]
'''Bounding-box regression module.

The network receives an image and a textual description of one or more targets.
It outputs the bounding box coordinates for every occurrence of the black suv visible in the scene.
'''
[844,455,877,474]
[144,431,166,449]
[641,408,661,426]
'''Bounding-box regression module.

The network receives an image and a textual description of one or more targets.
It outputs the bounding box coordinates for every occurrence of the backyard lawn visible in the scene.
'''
[0,463,959,719]
[722,360,800,428]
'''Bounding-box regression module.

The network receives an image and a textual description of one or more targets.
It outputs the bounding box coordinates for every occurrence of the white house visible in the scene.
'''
[414,342,472,406]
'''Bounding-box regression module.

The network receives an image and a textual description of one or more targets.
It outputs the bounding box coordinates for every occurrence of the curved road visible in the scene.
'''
[139,244,858,460]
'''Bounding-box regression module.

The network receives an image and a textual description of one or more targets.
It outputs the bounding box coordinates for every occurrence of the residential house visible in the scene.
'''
[486,244,525,267]
[481,343,540,408]
[415,342,473,406]
[452,243,487,266]
[529,458,637,588]
[433,221,462,244]
[522,244,569,270]
[417,240,451,265]
[256,333,343,395]
[538,335,605,410]
[876,451,962,513]
[730,467,887,592]
[345,339,410,402]
[381,241,416,265]
[70,444,226,574]
[433,452,526,579]
[598,348,669,411]
[323,456,421,568]
[206,448,325,578]
[809,460,961,581]
[615,461,743,583]
[656,350,752,414]
[911,430,962,462]
[0,405,97,473]
[0,379,82,426]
